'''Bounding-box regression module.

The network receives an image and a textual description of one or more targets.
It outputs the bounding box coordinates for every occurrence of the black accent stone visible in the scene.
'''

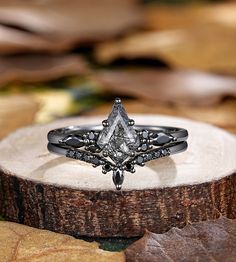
[141,144,148,151]
[104,164,111,171]
[68,151,75,158]
[93,157,99,165]
[88,132,95,140]
[154,151,161,158]
[126,163,133,171]
[153,133,172,145]
[161,149,168,156]
[137,156,144,164]
[65,136,84,148]
[84,155,89,161]
[112,170,124,189]
[76,152,82,158]
[142,130,149,139]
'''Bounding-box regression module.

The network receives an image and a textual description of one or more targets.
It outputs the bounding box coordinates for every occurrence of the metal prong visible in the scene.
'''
[128,119,135,126]
[116,185,122,190]
[103,151,108,157]
[102,120,109,127]
[58,139,64,144]
[115,97,121,104]
[130,151,135,157]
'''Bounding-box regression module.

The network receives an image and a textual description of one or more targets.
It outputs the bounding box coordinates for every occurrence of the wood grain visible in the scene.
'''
[0,115,235,237]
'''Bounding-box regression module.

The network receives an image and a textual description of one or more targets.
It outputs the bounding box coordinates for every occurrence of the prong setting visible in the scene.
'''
[128,119,135,126]
[102,120,109,127]
[49,98,187,191]
[115,97,122,104]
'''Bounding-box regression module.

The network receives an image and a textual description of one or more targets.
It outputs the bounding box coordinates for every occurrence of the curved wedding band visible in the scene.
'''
[48,125,188,146]
[47,98,188,190]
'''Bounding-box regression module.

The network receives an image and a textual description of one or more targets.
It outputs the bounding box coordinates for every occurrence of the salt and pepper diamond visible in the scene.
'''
[66,98,174,190]
[97,98,140,164]
[96,98,142,189]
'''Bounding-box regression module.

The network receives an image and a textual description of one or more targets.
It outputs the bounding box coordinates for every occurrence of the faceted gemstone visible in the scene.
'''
[154,151,161,158]
[126,163,133,171]
[68,151,75,158]
[88,132,95,140]
[112,169,124,190]
[137,156,144,164]
[104,164,111,171]
[92,157,99,165]
[153,133,172,145]
[142,130,149,139]
[97,100,140,163]
[76,152,82,158]
[161,149,168,156]
[65,136,84,148]
[141,144,148,151]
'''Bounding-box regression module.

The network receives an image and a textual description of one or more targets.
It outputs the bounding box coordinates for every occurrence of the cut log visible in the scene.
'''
[0,115,235,237]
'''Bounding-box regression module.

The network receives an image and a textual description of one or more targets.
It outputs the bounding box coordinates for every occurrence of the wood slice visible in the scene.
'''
[0,115,235,237]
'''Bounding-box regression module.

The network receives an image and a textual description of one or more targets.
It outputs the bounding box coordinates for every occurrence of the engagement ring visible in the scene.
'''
[47,98,188,190]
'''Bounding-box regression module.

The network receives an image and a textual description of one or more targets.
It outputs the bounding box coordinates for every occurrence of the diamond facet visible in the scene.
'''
[97,99,140,163]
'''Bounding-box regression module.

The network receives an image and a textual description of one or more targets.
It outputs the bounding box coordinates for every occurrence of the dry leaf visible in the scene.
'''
[0,0,142,54]
[145,3,236,31]
[93,70,236,106]
[95,25,236,75]
[85,98,236,134]
[0,221,124,262]
[0,95,39,139]
[0,55,88,86]
[125,217,236,262]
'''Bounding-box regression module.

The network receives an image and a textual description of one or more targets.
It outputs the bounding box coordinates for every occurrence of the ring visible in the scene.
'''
[47,98,188,190]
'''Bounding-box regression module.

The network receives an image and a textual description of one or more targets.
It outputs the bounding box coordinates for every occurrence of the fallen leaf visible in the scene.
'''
[0,221,124,262]
[0,95,39,139]
[93,70,236,106]
[145,3,236,31]
[95,25,236,75]
[125,217,236,262]
[0,0,142,54]
[0,55,88,86]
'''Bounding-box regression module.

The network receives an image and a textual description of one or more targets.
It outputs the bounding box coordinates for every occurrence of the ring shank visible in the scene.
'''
[48,141,188,159]
[48,124,188,144]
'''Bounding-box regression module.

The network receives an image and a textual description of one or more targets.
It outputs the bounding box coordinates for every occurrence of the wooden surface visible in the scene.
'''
[0,115,235,237]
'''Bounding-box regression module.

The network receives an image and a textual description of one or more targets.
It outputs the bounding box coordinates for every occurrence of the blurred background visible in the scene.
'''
[0,0,236,139]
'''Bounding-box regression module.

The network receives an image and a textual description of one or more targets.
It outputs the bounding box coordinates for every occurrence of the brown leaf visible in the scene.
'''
[0,55,88,86]
[0,221,124,262]
[93,70,236,106]
[145,3,236,31]
[95,25,236,75]
[0,95,39,139]
[125,217,236,262]
[0,0,142,54]
[85,98,236,134]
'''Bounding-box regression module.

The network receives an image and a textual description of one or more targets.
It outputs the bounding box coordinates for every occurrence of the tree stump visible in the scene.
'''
[0,115,235,237]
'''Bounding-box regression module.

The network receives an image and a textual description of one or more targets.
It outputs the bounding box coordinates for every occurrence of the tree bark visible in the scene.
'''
[0,115,235,237]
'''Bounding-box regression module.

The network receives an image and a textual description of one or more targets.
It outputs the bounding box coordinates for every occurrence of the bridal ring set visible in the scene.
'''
[47,98,188,190]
